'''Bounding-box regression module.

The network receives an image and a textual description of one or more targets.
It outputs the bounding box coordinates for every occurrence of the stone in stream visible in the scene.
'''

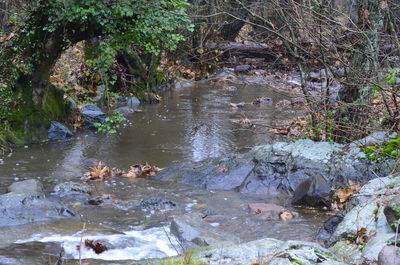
[47,121,74,141]
[7,179,44,196]
[248,203,296,221]
[53,181,92,196]
[139,198,177,211]
[115,106,135,116]
[292,176,331,208]
[82,158,102,169]
[81,103,106,129]
[170,214,240,251]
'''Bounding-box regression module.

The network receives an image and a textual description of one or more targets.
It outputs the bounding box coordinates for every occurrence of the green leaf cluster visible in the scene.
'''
[94,110,127,134]
[361,136,400,160]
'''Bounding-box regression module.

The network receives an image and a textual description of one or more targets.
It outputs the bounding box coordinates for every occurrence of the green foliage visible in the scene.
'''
[361,136,400,160]
[94,111,127,134]
[0,0,191,132]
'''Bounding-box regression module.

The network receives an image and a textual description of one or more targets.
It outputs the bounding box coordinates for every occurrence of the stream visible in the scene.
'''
[0,80,328,264]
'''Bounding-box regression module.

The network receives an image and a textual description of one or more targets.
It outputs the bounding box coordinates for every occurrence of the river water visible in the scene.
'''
[0,80,328,264]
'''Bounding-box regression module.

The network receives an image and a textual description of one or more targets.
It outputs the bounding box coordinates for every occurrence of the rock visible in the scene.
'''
[0,192,75,226]
[378,246,400,265]
[327,175,400,246]
[361,233,394,264]
[276,99,291,108]
[384,195,400,231]
[170,214,239,251]
[81,104,106,129]
[155,137,395,194]
[53,182,92,196]
[82,158,101,169]
[316,215,343,242]
[292,176,331,208]
[290,97,307,105]
[67,97,78,111]
[192,238,347,265]
[7,179,44,196]
[252,97,272,106]
[248,203,295,221]
[139,198,177,211]
[88,194,114,206]
[115,106,135,116]
[47,121,74,141]
[127,97,140,108]
[234,64,251,73]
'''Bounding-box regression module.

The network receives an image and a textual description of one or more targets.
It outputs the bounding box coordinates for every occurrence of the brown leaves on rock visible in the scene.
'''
[269,116,309,137]
[85,161,161,182]
[355,227,376,246]
[84,239,108,254]
[331,180,362,210]
[125,163,161,178]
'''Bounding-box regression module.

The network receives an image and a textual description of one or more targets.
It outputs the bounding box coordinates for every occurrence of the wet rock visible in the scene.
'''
[378,246,400,265]
[248,203,295,221]
[82,158,101,169]
[234,64,251,73]
[315,215,343,242]
[139,198,177,211]
[156,135,396,194]
[47,121,74,141]
[170,214,239,251]
[7,179,44,196]
[0,192,75,226]
[252,97,272,106]
[292,176,331,208]
[383,195,400,231]
[115,106,135,116]
[88,194,114,206]
[127,96,140,108]
[192,238,347,265]
[53,182,92,196]
[81,104,106,129]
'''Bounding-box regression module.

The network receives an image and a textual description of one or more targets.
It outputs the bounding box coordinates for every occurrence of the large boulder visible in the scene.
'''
[191,238,347,265]
[155,133,395,194]
[47,121,74,141]
[7,179,44,196]
[81,104,106,129]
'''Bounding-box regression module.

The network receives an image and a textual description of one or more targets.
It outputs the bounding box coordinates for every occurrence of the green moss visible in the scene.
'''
[42,84,67,121]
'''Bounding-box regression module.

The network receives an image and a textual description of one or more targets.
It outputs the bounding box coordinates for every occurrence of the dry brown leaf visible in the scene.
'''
[218,168,228,173]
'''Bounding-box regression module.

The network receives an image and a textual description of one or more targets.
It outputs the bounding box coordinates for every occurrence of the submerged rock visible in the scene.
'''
[170,214,239,251]
[248,203,296,221]
[47,121,74,141]
[115,106,135,116]
[53,182,92,196]
[7,179,44,197]
[292,176,331,208]
[81,104,106,129]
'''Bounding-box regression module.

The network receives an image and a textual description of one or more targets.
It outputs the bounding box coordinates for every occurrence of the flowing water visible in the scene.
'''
[0,80,328,264]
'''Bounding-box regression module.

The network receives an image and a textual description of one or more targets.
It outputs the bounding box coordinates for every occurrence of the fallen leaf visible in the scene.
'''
[84,239,108,254]
[218,168,228,173]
